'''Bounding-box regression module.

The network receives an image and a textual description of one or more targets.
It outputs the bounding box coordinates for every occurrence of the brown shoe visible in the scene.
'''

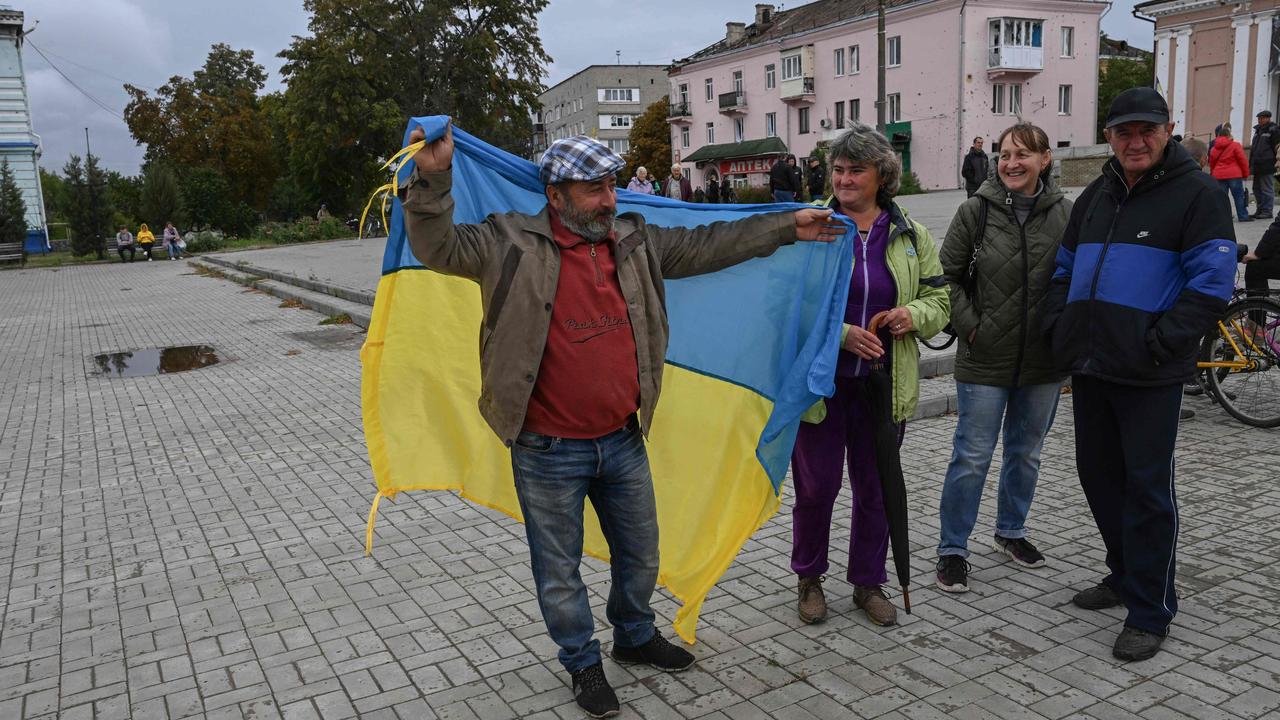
[797,576,827,624]
[853,585,897,626]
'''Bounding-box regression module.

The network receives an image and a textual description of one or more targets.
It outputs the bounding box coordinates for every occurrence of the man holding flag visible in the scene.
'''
[401,126,843,718]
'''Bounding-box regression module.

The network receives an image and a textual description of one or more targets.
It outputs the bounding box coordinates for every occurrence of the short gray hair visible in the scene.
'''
[827,122,902,205]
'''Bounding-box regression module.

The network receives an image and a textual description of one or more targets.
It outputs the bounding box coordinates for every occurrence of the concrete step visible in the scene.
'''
[189,259,373,329]
[200,254,376,306]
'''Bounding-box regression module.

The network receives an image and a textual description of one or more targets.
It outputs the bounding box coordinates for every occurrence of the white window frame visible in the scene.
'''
[1061,26,1074,57]
[599,88,639,103]
[607,138,630,154]
[781,53,803,81]
[851,98,861,122]
[1058,84,1072,115]
[680,126,690,148]
[705,78,714,102]
[734,116,745,142]
[1010,83,1022,115]
[706,122,715,144]
[834,47,845,76]
[765,112,777,137]
[733,69,743,93]
[887,36,901,67]
[888,93,901,122]
[992,84,1006,114]
[850,45,861,74]
[678,83,689,105]
[835,100,845,129]
[798,106,811,134]
[599,114,634,129]
[765,64,776,89]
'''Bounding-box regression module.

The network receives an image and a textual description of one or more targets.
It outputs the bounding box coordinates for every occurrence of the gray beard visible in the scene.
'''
[559,201,615,242]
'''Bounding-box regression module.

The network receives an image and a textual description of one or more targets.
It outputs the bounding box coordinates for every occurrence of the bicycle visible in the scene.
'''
[1195,287,1280,428]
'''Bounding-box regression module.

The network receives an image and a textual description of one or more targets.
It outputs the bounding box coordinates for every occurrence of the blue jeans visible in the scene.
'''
[1220,178,1250,220]
[166,242,182,259]
[773,190,795,203]
[937,381,1061,557]
[511,420,659,673]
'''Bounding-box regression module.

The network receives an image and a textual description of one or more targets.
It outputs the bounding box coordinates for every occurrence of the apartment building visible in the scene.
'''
[668,0,1106,191]
[1136,0,1278,144]
[531,64,669,160]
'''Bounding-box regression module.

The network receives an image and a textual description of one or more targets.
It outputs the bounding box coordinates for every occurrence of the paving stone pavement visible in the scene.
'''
[1,255,1278,720]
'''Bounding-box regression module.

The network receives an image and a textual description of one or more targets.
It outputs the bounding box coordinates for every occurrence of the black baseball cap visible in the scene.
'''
[1105,87,1170,129]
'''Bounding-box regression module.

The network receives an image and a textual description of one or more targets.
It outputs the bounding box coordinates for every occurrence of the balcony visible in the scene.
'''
[987,46,1043,78]
[718,90,748,115]
[780,76,815,105]
[668,101,692,124]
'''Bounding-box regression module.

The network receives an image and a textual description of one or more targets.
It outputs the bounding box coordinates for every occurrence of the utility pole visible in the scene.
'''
[876,0,886,132]
[84,126,91,157]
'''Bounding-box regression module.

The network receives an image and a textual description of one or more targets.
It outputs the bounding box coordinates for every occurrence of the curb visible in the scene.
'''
[189,259,373,330]
[200,255,376,306]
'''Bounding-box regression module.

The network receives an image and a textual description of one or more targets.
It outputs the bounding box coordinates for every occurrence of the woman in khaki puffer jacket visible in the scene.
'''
[934,123,1072,594]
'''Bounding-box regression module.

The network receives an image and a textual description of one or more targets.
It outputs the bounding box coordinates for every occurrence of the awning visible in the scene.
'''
[683,137,789,163]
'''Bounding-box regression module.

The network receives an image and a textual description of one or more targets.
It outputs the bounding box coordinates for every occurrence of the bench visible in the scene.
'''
[0,241,24,266]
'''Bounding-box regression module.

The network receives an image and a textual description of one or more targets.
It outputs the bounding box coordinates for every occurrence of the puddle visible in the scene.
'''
[89,345,221,377]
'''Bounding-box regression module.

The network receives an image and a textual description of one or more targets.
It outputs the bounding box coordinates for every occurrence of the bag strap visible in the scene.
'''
[965,198,988,292]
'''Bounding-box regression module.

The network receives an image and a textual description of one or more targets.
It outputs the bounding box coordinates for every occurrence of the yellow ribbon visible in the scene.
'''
[365,490,387,555]
[357,139,428,240]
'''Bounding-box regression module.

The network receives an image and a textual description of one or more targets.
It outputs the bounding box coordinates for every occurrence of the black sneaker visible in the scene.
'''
[992,535,1046,568]
[571,664,619,718]
[1113,625,1165,662]
[935,555,971,593]
[1072,582,1123,610]
[1179,408,1196,421]
[610,634,695,671]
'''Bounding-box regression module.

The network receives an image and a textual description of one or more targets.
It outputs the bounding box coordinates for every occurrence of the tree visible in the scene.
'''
[64,154,114,258]
[106,171,143,226]
[622,100,672,185]
[276,0,551,213]
[180,167,230,231]
[139,164,184,227]
[39,167,67,221]
[124,43,278,211]
[0,160,27,247]
[1097,41,1156,142]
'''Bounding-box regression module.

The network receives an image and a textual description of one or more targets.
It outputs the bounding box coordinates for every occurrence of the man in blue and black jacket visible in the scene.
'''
[1043,87,1236,663]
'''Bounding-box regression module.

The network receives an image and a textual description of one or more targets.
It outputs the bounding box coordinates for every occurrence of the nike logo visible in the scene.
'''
[570,327,624,344]
[1136,230,1150,239]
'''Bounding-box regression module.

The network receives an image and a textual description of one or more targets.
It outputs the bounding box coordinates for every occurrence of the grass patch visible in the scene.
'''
[319,313,353,325]
[279,298,305,309]
[18,252,113,269]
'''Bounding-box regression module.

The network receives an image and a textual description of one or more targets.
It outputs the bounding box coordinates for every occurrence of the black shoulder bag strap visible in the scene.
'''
[964,198,989,298]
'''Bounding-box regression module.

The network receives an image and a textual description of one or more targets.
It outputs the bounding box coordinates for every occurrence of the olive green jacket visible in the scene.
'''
[940,177,1071,386]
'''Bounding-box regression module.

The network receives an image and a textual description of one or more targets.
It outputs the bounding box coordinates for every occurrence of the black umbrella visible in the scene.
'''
[862,312,912,614]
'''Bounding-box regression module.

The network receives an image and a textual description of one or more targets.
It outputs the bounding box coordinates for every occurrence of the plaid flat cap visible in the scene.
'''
[538,136,625,184]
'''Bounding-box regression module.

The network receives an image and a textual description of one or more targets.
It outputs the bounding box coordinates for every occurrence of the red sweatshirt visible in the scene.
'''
[1209,139,1249,180]
[521,209,641,438]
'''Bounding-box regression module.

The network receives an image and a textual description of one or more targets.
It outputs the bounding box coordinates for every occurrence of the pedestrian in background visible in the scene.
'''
[115,226,135,263]
[1182,137,1209,171]
[807,156,826,200]
[961,137,990,197]
[789,123,950,629]
[788,156,804,201]
[136,223,156,261]
[935,123,1070,594]
[1250,110,1279,219]
[1209,125,1252,222]
[1043,87,1236,662]
[627,167,654,194]
[163,221,183,259]
[706,177,720,204]
[770,155,795,202]
[662,164,692,201]
[720,178,736,204]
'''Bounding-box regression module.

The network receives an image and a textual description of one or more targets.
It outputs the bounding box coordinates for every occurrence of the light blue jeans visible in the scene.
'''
[937,381,1061,557]
[511,420,658,672]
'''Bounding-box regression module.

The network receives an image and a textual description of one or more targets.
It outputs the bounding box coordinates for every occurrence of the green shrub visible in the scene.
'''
[257,217,350,244]
[732,186,775,204]
[898,171,925,196]
[184,231,226,253]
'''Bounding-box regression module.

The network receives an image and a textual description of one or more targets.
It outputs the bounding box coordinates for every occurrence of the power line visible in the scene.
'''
[27,41,157,93]
[25,39,126,122]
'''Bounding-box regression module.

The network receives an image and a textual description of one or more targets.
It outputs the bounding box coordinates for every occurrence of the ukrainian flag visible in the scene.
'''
[362,117,855,641]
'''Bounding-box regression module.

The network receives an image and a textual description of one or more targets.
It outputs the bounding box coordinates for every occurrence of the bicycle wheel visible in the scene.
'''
[1204,297,1280,428]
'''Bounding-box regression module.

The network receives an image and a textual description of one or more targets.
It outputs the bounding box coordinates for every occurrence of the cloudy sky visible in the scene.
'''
[20,0,1152,175]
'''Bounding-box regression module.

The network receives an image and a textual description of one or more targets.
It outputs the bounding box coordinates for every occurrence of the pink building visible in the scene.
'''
[668,0,1106,192]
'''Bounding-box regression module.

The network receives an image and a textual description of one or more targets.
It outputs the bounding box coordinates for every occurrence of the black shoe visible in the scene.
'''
[1253,211,1273,219]
[1183,382,1204,396]
[935,555,971,593]
[1238,217,1255,223]
[571,664,619,718]
[993,535,1046,568]
[1072,582,1123,610]
[610,634,695,671]
[1113,626,1165,662]
[1179,408,1196,421]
